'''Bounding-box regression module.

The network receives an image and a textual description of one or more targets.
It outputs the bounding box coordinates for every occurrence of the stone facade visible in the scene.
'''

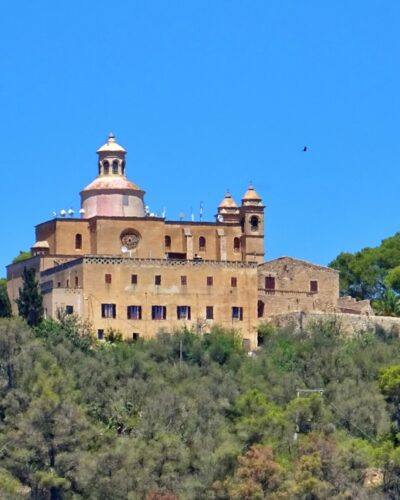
[6,133,373,348]
[257,257,340,318]
[38,256,258,344]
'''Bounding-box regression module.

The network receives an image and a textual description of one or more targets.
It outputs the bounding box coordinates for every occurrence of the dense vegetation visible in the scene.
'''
[2,317,400,499]
[329,232,400,300]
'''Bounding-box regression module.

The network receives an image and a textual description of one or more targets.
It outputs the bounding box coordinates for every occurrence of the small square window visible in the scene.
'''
[181,275,187,286]
[232,306,243,321]
[206,306,214,320]
[231,277,237,288]
[105,274,112,284]
[97,329,104,340]
[127,305,142,320]
[152,305,166,320]
[65,305,74,315]
[101,304,116,318]
[207,276,213,286]
[177,305,191,320]
[132,332,140,341]
[265,276,275,290]
[155,275,161,286]
[310,280,318,293]
[131,274,138,285]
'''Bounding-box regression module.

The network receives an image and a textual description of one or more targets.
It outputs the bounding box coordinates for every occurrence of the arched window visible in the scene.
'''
[250,216,259,231]
[121,160,126,176]
[98,161,102,175]
[75,233,82,250]
[103,161,109,175]
[233,237,240,252]
[112,160,118,174]
[199,236,206,251]
[165,235,171,249]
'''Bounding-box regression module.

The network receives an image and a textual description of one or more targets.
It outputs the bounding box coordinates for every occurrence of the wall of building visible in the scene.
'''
[40,256,259,348]
[258,257,339,318]
[33,217,247,262]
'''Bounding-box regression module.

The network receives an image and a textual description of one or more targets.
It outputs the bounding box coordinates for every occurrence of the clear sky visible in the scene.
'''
[1,1,400,275]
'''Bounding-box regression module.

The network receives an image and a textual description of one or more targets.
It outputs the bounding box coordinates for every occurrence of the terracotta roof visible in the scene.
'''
[96,133,126,154]
[81,176,144,193]
[218,191,238,209]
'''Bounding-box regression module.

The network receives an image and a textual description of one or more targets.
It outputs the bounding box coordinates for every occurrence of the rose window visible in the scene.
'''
[121,232,140,250]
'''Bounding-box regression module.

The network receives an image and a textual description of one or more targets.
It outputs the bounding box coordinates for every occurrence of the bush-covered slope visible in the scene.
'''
[1,316,400,499]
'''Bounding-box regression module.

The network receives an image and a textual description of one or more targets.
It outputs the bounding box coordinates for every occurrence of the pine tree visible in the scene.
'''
[16,267,43,326]
[0,278,11,317]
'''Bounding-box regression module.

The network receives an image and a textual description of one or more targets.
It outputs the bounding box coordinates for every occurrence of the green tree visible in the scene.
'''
[16,267,43,327]
[329,232,400,299]
[0,278,11,317]
[373,288,400,317]
[12,250,32,264]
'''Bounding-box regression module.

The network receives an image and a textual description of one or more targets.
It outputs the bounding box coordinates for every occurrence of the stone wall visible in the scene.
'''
[258,257,339,317]
[267,311,400,337]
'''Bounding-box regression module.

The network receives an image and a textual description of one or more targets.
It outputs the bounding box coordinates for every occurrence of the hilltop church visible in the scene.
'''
[7,134,363,348]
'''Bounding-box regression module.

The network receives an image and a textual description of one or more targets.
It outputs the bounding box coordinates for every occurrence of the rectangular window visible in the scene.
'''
[310,280,318,293]
[206,306,214,320]
[207,276,213,286]
[155,275,161,286]
[123,195,129,206]
[101,303,116,318]
[65,305,74,315]
[265,276,275,290]
[132,332,140,341]
[231,277,237,288]
[232,306,243,321]
[152,305,166,320]
[105,274,112,284]
[131,274,138,285]
[127,305,142,320]
[57,282,61,288]
[181,275,187,286]
[177,306,191,320]
[75,276,79,287]
[97,329,104,340]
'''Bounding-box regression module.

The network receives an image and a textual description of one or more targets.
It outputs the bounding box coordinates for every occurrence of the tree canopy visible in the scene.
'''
[16,267,43,326]
[1,316,400,498]
[329,232,400,300]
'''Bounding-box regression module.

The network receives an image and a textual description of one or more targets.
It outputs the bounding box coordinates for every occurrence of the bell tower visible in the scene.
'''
[240,184,265,263]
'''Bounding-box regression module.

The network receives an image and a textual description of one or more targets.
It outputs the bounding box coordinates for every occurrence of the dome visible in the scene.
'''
[218,191,238,209]
[241,184,263,206]
[80,133,146,218]
[96,133,126,154]
[81,176,144,194]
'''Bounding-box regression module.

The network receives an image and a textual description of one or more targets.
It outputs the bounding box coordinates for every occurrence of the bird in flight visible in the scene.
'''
[302,146,308,152]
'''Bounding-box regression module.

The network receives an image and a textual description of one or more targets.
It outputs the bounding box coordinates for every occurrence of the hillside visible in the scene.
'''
[1,317,400,499]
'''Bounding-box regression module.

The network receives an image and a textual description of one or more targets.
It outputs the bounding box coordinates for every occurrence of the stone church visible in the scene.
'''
[7,134,359,348]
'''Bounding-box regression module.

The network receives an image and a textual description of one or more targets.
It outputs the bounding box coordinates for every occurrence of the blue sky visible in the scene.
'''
[1,1,400,275]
